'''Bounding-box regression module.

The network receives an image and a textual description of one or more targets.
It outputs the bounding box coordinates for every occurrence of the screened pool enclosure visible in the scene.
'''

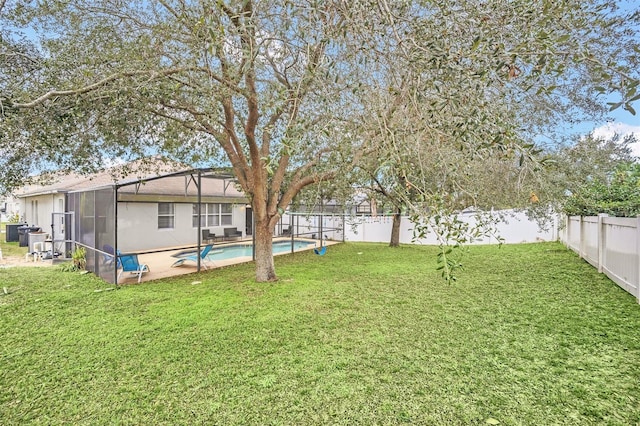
[65,169,248,284]
[60,168,349,284]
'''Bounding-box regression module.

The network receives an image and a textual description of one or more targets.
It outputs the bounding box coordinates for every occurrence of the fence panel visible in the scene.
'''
[287,210,557,245]
[560,215,639,303]
[340,210,555,245]
[602,217,638,296]
[581,217,599,268]
[566,216,581,253]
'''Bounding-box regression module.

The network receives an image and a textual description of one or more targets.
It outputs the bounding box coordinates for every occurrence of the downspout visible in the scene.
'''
[51,193,55,260]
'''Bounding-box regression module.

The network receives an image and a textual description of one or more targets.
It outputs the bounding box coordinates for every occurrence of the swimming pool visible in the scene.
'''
[176,240,316,262]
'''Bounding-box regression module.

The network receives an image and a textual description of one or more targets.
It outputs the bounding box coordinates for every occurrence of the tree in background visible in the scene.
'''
[526,132,638,219]
[328,1,640,263]
[1,1,639,281]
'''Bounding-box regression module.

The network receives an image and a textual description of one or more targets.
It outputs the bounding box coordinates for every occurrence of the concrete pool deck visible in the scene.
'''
[118,237,339,284]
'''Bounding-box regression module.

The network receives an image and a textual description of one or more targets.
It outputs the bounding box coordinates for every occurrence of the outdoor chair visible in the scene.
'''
[202,229,216,244]
[117,250,150,283]
[223,227,242,240]
[171,244,215,269]
[314,246,327,256]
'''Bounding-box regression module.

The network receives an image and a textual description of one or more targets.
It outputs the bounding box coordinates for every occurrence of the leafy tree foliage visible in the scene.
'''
[563,162,640,217]
[536,132,637,208]
[328,1,640,261]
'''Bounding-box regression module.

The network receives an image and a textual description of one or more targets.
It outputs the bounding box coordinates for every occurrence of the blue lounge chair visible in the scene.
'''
[314,246,327,256]
[171,244,214,269]
[117,251,150,283]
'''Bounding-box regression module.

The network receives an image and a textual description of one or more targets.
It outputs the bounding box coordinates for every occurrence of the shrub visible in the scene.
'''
[59,247,87,272]
[563,163,640,217]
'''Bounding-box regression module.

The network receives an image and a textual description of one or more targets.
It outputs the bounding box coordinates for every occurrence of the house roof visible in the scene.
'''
[16,159,245,199]
[117,172,245,199]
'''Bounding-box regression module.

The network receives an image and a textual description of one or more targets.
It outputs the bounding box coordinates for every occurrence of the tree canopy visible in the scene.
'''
[542,132,638,203]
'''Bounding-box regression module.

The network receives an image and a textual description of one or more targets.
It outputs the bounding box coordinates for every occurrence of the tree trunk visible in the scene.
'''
[390,207,402,247]
[253,215,277,282]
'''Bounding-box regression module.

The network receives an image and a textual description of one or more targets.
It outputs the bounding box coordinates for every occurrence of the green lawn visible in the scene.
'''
[0,222,28,258]
[1,242,639,425]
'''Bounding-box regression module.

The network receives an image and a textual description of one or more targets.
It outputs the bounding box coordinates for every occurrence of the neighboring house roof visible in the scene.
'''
[16,159,246,200]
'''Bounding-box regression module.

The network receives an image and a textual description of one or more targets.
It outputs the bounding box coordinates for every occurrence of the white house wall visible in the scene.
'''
[117,202,246,252]
[0,196,21,222]
[20,193,66,236]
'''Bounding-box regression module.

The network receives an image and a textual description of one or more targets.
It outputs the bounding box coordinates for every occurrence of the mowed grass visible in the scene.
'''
[1,242,639,425]
[0,223,28,257]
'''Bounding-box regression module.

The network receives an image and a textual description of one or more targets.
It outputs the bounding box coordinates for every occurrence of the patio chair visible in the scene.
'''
[314,246,327,256]
[223,227,242,240]
[117,250,150,283]
[171,244,215,269]
[202,229,215,244]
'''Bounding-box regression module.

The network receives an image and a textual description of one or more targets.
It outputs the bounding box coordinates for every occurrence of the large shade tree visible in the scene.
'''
[1,0,639,281]
[329,0,640,253]
[2,1,368,281]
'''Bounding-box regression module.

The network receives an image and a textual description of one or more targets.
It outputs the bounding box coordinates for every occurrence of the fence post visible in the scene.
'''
[636,215,640,304]
[597,214,608,273]
[579,216,585,259]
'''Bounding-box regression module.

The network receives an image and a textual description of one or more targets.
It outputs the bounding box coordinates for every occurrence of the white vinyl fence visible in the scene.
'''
[560,215,640,303]
[285,209,558,245]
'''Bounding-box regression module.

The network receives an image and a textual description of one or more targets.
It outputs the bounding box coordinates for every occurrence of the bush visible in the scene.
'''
[59,247,87,272]
[563,163,640,217]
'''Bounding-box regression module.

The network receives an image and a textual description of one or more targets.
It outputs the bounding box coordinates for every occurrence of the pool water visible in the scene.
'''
[202,240,315,261]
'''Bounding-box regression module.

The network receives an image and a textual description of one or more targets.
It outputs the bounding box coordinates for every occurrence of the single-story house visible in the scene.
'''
[15,161,251,281]
[0,195,21,223]
[112,171,249,251]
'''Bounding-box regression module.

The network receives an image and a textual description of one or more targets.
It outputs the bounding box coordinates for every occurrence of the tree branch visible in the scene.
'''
[10,68,193,108]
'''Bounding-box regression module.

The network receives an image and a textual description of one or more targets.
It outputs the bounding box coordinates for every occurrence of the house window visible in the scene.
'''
[192,203,233,227]
[356,201,372,215]
[158,203,175,229]
[220,203,232,225]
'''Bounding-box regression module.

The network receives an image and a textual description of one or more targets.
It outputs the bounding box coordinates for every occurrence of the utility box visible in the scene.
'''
[5,223,22,243]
